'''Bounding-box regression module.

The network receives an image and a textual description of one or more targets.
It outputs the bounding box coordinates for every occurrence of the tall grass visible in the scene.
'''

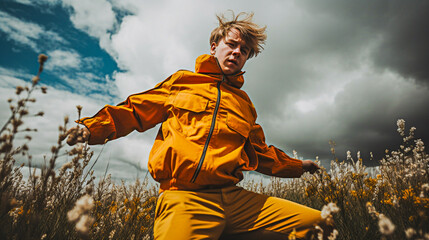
[0,55,427,239]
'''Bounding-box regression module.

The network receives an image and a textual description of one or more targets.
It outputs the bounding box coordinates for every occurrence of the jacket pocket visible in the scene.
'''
[226,113,251,139]
[170,92,210,139]
[173,92,208,112]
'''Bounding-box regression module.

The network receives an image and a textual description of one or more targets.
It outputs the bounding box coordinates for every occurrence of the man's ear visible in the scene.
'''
[210,42,217,55]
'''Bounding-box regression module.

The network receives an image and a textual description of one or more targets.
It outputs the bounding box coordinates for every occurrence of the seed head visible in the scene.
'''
[16,86,24,95]
[41,86,48,94]
[32,76,40,85]
[38,54,48,65]
[397,119,405,136]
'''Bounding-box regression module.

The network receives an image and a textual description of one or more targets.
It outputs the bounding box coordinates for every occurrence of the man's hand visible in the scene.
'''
[302,160,320,174]
[66,126,90,146]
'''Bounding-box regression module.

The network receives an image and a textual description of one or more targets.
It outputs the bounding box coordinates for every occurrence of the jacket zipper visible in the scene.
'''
[190,79,223,183]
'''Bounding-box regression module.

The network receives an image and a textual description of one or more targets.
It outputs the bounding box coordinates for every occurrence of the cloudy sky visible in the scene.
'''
[1,0,428,182]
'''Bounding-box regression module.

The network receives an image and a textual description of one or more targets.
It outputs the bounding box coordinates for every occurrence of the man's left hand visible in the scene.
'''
[302,160,320,174]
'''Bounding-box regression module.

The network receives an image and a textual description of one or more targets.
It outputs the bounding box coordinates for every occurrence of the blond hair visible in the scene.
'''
[210,11,267,59]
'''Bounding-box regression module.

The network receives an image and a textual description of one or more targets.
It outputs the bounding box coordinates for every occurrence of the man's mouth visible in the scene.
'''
[227,59,238,66]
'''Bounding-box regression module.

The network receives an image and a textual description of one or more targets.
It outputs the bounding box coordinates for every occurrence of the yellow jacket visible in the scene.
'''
[79,54,303,192]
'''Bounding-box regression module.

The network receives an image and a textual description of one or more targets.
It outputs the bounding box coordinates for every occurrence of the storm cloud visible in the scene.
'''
[239,0,429,164]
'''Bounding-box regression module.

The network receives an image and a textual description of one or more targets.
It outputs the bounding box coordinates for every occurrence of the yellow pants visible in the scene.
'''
[154,185,321,240]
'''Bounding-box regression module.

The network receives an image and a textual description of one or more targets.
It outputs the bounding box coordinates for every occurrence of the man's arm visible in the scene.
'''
[249,124,319,177]
[67,75,173,146]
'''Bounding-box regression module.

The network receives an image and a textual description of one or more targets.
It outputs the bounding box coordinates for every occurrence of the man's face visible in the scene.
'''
[210,28,250,75]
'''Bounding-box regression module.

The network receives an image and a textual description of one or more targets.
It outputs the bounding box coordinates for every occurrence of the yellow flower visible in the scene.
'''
[17,206,24,215]
[402,187,414,200]
[109,203,117,214]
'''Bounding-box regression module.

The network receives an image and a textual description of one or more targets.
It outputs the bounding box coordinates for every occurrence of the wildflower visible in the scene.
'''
[32,76,40,85]
[314,225,323,240]
[41,86,48,94]
[405,228,416,239]
[397,119,405,136]
[327,229,339,240]
[420,183,429,198]
[75,214,94,235]
[357,151,360,160]
[321,203,339,227]
[51,146,57,153]
[67,194,94,222]
[109,230,116,240]
[293,150,298,159]
[346,150,352,161]
[366,202,378,219]
[414,139,425,152]
[16,86,24,95]
[59,162,73,172]
[38,54,48,65]
[378,214,395,235]
[67,208,80,222]
[75,195,94,212]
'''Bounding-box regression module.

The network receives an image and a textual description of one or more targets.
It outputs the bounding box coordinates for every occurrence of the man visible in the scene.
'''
[67,12,322,239]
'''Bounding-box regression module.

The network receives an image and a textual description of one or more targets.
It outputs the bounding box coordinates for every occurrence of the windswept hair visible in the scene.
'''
[210,11,267,59]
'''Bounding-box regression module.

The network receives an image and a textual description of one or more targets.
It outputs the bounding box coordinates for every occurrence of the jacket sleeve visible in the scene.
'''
[77,75,174,145]
[249,123,303,178]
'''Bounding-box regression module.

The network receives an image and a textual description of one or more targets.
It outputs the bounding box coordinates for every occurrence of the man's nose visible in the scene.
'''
[232,47,241,56]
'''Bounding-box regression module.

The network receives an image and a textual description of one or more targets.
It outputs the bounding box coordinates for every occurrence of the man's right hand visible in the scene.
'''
[66,126,90,146]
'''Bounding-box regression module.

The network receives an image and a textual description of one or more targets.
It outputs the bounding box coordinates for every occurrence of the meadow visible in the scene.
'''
[0,55,427,239]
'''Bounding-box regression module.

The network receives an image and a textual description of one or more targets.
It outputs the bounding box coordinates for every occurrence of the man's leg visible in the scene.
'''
[221,186,322,239]
[154,189,226,240]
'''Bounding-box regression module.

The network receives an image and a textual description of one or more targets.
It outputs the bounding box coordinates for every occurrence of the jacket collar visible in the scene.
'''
[195,54,245,89]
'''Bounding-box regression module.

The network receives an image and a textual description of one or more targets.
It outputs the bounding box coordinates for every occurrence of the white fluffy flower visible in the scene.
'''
[420,183,429,198]
[75,214,94,235]
[378,214,395,235]
[397,119,405,136]
[75,194,94,212]
[328,229,339,240]
[405,228,416,239]
[346,150,352,161]
[321,202,340,219]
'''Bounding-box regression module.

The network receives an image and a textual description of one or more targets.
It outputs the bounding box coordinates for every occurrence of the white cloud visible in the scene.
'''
[0,66,33,82]
[62,0,116,39]
[13,0,60,5]
[0,10,66,51]
[45,49,81,70]
[42,49,116,100]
